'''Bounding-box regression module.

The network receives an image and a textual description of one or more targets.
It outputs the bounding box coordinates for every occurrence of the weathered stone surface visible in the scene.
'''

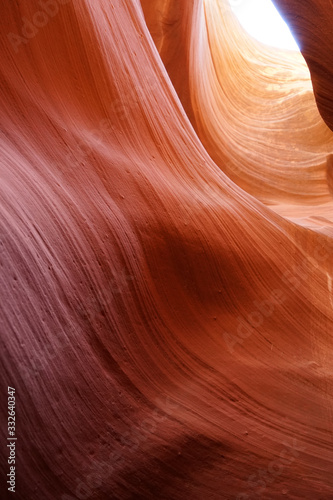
[1,1,332,498]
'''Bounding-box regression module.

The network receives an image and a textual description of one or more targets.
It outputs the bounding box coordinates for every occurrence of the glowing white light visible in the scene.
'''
[230,0,299,51]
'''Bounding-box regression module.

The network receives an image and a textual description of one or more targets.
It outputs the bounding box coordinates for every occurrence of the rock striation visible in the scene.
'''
[0,1,332,498]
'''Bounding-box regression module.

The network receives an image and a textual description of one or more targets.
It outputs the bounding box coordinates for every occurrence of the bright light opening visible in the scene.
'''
[230,0,299,51]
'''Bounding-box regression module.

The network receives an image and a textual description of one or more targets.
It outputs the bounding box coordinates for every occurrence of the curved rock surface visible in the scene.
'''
[0,1,333,499]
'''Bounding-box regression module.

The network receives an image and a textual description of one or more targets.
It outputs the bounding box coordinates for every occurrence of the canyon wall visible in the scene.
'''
[1,1,333,498]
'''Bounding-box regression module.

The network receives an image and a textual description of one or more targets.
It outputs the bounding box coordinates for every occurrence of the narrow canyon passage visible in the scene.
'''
[1,1,333,499]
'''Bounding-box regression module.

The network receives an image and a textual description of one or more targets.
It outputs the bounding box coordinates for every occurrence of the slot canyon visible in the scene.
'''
[1,0,333,498]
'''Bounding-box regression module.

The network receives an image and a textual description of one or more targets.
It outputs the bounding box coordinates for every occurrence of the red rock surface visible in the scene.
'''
[0,1,332,499]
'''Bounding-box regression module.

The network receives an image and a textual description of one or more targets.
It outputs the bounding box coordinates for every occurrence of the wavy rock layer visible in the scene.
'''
[0,1,333,499]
